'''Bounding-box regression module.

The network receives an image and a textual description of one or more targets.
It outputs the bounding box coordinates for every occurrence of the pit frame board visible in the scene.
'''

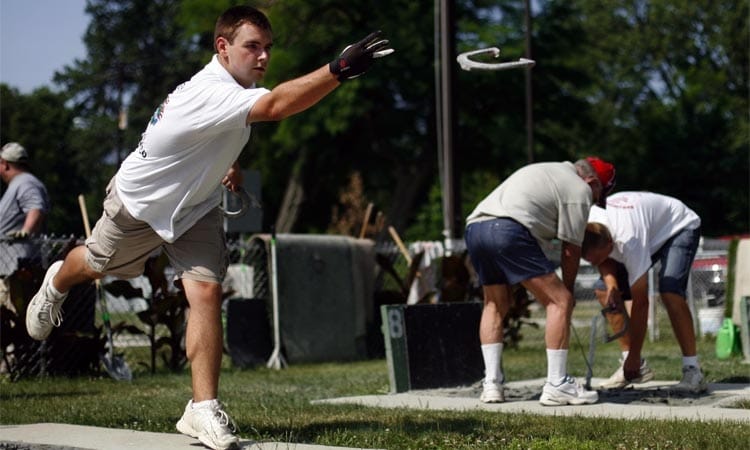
[381,302,484,393]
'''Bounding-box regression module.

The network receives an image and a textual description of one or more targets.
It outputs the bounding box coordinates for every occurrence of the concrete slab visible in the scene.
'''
[0,423,373,450]
[2,380,747,449]
[313,378,750,423]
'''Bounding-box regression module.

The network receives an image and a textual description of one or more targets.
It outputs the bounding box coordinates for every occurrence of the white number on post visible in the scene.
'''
[387,308,404,339]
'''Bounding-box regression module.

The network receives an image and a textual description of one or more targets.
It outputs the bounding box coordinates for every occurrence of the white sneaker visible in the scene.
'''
[598,358,655,389]
[672,366,707,393]
[25,261,67,340]
[540,375,599,406]
[176,399,239,450]
[480,382,504,403]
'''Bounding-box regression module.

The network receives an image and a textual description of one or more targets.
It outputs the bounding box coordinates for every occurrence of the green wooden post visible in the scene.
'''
[381,304,410,393]
[740,297,750,363]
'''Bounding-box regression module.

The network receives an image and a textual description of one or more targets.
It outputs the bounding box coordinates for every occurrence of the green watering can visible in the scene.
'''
[715,318,741,359]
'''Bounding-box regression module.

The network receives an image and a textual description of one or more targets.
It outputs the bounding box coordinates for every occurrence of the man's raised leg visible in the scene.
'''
[26,246,100,340]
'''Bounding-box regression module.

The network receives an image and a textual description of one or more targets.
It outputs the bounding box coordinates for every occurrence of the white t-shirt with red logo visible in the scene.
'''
[588,191,701,285]
[116,55,270,242]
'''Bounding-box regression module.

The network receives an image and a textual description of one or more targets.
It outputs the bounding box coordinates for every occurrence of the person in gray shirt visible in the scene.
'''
[0,142,50,314]
[0,142,49,241]
[465,157,615,406]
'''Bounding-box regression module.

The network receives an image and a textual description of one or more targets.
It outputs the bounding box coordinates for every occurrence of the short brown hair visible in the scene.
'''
[582,222,613,257]
[214,6,272,51]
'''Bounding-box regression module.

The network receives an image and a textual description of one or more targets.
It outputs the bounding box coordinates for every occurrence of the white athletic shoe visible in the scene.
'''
[672,366,707,393]
[540,375,599,406]
[176,399,239,450]
[598,358,655,389]
[25,261,67,340]
[480,382,504,403]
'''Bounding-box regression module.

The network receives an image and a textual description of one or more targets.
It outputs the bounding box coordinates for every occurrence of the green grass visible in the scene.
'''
[2,300,749,449]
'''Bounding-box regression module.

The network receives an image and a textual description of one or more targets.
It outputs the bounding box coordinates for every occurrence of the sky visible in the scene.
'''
[1,0,90,93]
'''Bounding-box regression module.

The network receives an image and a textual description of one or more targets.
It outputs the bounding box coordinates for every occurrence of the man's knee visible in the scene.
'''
[482,285,511,314]
[543,290,575,317]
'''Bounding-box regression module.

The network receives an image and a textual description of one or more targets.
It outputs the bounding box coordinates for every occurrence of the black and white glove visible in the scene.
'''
[329,30,394,82]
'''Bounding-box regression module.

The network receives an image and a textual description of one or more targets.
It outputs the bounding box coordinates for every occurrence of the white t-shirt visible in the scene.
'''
[116,55,270,242]
[588,191,701,285]
[466,161,593,247]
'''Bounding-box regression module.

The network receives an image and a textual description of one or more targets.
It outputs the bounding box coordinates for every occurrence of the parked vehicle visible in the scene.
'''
[691,253,728,307]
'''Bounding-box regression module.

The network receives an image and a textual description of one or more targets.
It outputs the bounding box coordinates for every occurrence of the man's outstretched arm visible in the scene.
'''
[247,31,393,124]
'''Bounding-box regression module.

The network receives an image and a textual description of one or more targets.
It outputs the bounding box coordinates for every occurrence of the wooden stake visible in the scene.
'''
[359,202,374,239]
[388,226,412,265]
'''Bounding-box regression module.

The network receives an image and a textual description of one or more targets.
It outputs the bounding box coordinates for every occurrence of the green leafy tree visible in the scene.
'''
[9,0,745,240]
[53,0,210,219]
[0,85,90,234]
[454,0,748,236]
[562,0,749,234]
[251,0,441,234]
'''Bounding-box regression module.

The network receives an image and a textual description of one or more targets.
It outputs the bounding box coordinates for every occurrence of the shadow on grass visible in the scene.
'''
[0,389,99,401]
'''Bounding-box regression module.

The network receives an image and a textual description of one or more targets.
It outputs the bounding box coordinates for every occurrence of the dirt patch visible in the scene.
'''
[411,380,745,408]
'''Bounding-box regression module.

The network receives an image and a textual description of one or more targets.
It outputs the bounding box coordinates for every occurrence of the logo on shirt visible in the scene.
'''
[149,98,168,125]
[608,195,635,209]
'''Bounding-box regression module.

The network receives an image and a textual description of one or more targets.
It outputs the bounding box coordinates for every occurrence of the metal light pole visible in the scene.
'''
[524,0,534,163]
[438,0,459,253]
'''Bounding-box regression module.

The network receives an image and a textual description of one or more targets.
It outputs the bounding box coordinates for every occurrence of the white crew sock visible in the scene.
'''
[682,356,700,369]
[481,343,504,384]
[546,348,568,385]
[46,281,66,300]
[192,399,219,409]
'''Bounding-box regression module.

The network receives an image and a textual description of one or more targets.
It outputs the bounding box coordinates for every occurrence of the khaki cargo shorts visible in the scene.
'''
[85,179,228,284]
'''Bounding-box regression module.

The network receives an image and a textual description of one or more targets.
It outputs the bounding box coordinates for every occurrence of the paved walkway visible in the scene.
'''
[0,423,371,450]
[315,377,750,422]
[2,379,747,449]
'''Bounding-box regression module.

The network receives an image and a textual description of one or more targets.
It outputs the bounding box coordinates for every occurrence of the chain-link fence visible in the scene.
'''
[1,236,96,379]
[1,234,729,380]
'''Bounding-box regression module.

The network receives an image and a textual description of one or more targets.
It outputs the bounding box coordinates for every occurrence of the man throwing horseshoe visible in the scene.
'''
[25,6,393,450]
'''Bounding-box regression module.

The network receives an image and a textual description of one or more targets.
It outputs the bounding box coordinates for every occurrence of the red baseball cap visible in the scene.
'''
[586,156,616,207]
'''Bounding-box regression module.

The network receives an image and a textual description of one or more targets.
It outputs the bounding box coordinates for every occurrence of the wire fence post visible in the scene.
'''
[648,267,658,342]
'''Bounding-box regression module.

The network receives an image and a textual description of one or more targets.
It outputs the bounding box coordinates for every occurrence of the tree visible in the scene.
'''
[256,1,535,237]
[12,0,745,240]
[252,0,441,234]
[0,85,90,235]
[455,0,748,236]
[566,0,749,234]
[51,0,446,236]
[53,0,211,220]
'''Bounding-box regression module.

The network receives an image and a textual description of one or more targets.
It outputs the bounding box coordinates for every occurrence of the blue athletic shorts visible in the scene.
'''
[653,226,701,296]
[593,226,700,298]
[465,218,555,286]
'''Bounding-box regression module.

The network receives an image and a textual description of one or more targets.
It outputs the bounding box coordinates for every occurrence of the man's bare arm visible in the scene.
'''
[247,66,339,123]
[23,209,46,235]
[560,241,582,295]
[247,31,393,124]
[598,258,621,308]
